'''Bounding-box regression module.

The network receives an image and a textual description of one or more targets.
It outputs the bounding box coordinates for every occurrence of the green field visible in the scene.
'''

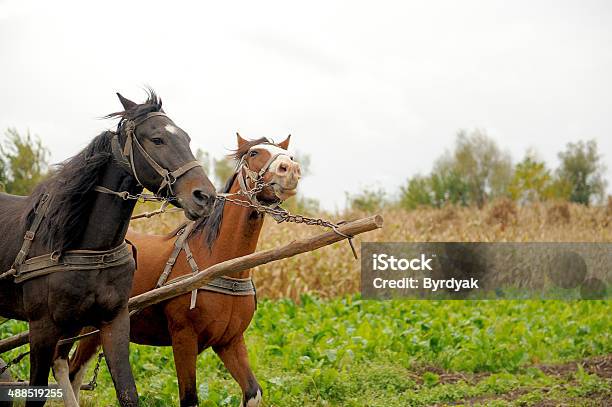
[1,296,610,406]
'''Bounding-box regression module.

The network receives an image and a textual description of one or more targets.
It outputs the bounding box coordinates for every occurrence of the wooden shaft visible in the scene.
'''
[128,214,383,311]
[0,332,29,354]
[0,214,383,352]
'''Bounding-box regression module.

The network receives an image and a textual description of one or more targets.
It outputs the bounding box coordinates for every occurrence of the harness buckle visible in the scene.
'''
[24,231,35,241]
[50,251,61,262]
[231,281,239,292]
[101,253,114,264]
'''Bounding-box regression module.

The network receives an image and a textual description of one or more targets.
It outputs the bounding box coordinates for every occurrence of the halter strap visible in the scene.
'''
[106,112,203,196]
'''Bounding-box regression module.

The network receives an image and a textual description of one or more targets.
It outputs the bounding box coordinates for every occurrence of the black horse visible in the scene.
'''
[0,90,216,406]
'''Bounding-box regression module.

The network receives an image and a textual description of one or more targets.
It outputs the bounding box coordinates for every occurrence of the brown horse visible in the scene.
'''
[69,134,301,406]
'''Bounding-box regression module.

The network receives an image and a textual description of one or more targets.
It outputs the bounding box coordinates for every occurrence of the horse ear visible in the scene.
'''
[236,132,248,148]
[116,93,137,111]
[278,134,291,150]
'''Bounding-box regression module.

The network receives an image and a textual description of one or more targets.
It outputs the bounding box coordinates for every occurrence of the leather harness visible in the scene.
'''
[2,111,201,283]
[155,222,256,310]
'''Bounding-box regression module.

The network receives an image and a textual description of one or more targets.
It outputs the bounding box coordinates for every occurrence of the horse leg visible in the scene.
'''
[99,308,139,407]
[213,336,262,407]
[170,327,199,407]
[69,329,101,402]
[27,319,60,407]
[52,341,79,407]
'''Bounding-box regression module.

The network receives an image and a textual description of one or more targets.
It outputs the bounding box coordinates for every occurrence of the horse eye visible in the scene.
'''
[249,150,258,157]
[152,137,164,146]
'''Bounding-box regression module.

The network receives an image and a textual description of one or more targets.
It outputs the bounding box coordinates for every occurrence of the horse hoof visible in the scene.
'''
[244,388,262,407]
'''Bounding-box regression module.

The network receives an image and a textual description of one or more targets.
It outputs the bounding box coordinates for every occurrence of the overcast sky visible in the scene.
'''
[1,0,610,210]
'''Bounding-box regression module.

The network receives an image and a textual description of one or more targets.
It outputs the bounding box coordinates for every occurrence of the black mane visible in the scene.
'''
[24,132,113,251]
[188,137,273,251]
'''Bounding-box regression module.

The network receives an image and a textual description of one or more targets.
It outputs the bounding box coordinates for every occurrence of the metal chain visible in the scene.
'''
[131,201,183,221]
[94,186,177,203]
[217,180,358,259]
[0,350,30,376]
[87,352,104,390]
[124,193,176,202]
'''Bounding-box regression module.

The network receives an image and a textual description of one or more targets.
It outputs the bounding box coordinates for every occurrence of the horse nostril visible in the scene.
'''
[278,163,288,174]
[192,189,212,207]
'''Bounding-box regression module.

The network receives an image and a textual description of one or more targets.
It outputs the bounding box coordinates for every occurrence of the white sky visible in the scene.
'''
[0,0,610,210]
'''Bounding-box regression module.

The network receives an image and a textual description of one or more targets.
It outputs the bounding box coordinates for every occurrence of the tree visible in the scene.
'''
[436,129,512,207]
[556,140,607,205]
[399,176,432,210]
[346,187,387,212]
[508,151,553,202]
[1,128,49,195]
[213,157,235,187]
[429,169,469,207]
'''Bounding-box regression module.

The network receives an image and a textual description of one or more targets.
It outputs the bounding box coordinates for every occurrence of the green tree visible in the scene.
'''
[508,151,553,202]
[1,128,49,195]
[429,169,469,207]
[399,176,432,210]
[213,157,235,187]
[556,140,607,205]
[436,129,512,207]
[346,187,386,212]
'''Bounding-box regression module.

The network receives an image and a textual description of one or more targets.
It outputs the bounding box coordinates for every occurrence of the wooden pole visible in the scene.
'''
[128,214,382,311]
[0,332,28,354]
[0,214,383,353]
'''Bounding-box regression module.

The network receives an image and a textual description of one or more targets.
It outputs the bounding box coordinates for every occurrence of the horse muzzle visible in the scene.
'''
[174,174,217,220]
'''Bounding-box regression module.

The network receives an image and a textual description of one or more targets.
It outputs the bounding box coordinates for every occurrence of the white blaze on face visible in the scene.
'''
[253,144,290,157]
[253,144,293,172]
[165,124,179,135]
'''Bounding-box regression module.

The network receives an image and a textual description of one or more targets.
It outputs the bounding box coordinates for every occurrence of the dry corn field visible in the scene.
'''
[130,199,612,301]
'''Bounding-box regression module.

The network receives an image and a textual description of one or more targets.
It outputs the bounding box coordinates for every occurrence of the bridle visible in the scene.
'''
[97,111,202,198]
[230,142,292,206]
